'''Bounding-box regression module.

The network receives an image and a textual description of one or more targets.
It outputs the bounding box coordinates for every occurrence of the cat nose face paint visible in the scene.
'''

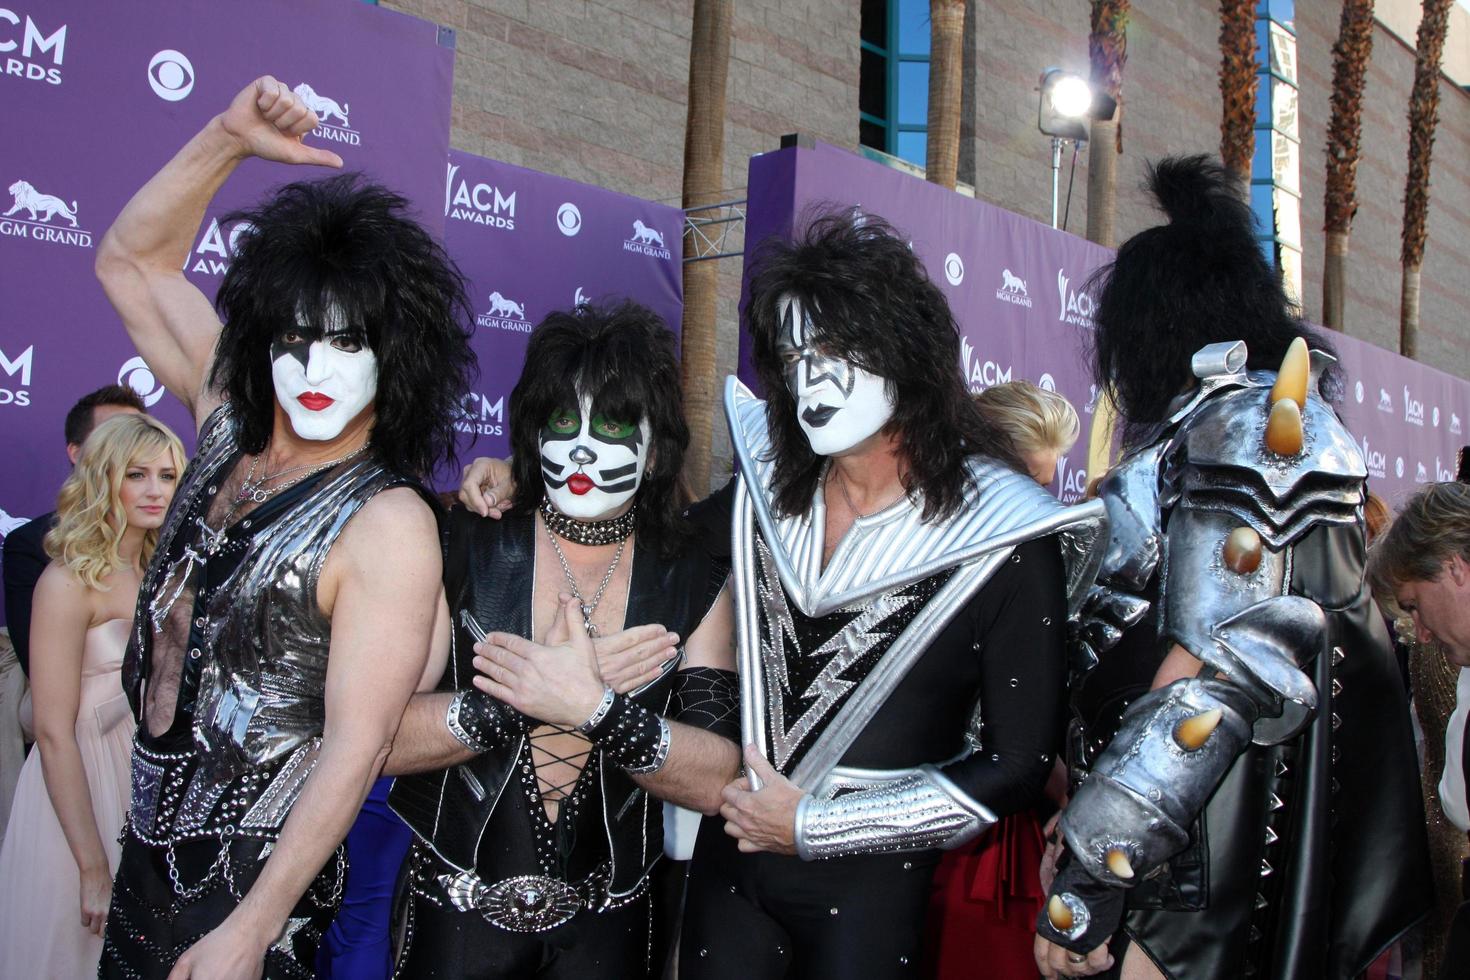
[774,294,894,457]
[539,394,650,520]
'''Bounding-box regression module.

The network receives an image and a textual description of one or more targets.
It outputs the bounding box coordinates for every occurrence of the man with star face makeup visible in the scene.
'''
[385,302,741,979]
[92,76,475,978]
[671,211,1108,980]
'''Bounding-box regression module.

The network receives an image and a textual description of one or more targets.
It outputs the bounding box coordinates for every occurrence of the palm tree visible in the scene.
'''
[926,0,967,190]
[1218,0,1258,198]
[1323,0,1376,332]
[679,0,732,493]
[1086,0,1129,247]
[1400,0,1453,360]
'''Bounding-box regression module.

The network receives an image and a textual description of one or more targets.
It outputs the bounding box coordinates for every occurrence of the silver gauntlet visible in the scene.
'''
[794,765,995,861]
[1060,675,1255,886]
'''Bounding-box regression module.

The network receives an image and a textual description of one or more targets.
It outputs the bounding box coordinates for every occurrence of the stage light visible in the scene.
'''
[1049,74,1092,121]
[1037,68,1091,142]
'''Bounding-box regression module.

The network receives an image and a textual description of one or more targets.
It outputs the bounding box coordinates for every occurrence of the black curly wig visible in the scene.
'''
[208,173,477,479]
[1090,155,1337,448]
[744,207,1022,522]
[508,300,691,557]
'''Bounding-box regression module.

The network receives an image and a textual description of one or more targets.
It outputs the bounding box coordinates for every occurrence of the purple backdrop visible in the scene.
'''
[443,149,684,463]
[740,141,1470,508]
[0,0,454,626]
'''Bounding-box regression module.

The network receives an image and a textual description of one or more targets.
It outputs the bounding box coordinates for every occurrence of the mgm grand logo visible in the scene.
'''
[623,220,671,259]
[294,83,360,146]
[476,291,532,334]
[1,179,92,248]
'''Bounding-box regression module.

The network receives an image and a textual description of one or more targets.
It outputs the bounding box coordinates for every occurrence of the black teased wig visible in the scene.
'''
[745,208,1022,523]
[508,300,691,557]
[1090,155,1337,448]
[209,173,477,479]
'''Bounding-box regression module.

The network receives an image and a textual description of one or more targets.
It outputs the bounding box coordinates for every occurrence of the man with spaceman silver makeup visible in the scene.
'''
[93,75,475,978]
[676,211,1107,979]
[386,302,741,979]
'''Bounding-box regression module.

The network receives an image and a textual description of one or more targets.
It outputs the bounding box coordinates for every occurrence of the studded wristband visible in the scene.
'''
[583,691,672,775]
[576,685,617,733]
[446,690,526,753]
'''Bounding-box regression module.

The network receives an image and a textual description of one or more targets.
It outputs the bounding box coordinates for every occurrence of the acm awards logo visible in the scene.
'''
[1403,386,1425,427]
[446,162,516,231]
[457,391,504,437]
[994,268,1032,308]
[1,9,65,86]
[1436,457,1458,482]
[476,291,531,334]
[294,83,360,147]
[1359,436,1387,480]
[1055,269,1095,328]
[1,178,92,248]
[1054,455,1088,504]
[623,220,670,259]
[0,343,32,407]
[959,337,1011,392]
[188,218,254,277]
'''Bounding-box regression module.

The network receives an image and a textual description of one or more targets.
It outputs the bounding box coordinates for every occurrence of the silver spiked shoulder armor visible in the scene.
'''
[1060,339,1361,888]
[725,377,1108,859]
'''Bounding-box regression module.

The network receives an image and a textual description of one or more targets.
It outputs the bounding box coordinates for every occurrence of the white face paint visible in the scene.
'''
[775,294,895,457]
[539,393,651,521]
[270,309,378,442]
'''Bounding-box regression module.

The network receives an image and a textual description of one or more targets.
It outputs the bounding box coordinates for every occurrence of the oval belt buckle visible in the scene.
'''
[483,874,582,932]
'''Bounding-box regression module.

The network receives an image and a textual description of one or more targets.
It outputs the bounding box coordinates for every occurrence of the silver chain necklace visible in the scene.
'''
[543,522,627,638]
[833,465,906,519]
[238,445,367,504]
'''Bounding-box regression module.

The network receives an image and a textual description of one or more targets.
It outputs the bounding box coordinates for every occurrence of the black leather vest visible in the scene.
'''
[391,507,724,901]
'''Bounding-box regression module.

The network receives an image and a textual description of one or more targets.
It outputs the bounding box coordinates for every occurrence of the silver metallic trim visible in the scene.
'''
[793,763,996,860]
[725,377,1106,619]
[623,717,671,774]
[1052,892,1092,942]
[577,685,617,733]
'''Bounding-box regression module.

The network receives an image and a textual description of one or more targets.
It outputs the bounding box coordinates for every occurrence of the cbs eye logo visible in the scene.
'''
[148,50,195,102]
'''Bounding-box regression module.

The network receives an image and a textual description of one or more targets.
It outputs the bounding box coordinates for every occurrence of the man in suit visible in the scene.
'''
[2,384,145,675]
[1367,480,1470,966]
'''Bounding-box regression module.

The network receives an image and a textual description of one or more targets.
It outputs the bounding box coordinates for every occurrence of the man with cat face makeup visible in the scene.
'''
[674,212,1107,980]
[93,76,475,978]
[386,302,741,979]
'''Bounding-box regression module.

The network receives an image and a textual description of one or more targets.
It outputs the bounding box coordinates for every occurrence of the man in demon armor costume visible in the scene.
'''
[93,77,475,978]
[1033,157,1431,979]
[387,303,741,979]
[677,212,1107,979]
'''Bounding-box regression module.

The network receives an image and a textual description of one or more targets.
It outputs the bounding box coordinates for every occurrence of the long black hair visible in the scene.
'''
[508,301,691,557]
[1090,156,1337,447]
[209,173,477,479]
[745,208,1021,522]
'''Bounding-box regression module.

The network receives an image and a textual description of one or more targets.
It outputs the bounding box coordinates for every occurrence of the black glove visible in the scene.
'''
[1036,850,1127,955]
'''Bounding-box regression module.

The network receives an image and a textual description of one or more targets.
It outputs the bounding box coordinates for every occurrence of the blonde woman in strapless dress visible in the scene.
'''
[0,413,185,978]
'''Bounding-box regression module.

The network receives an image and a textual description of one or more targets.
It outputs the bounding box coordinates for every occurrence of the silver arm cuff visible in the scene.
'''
[1061,676,1255,886]
[793,765,996,861]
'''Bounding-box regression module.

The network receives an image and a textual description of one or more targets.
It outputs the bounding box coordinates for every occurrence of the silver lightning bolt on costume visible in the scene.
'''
[726,376,1107,857]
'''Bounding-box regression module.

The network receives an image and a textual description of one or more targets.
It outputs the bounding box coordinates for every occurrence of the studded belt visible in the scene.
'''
[432,863,631,933]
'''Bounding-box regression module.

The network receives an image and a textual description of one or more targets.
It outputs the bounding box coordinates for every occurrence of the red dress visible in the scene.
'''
[924,810,1047,979]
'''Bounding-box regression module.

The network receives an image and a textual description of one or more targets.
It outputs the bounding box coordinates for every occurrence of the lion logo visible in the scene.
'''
[1000,269,1028,296]
[487,292,525,320]
[6,180,78,227]
[631,220,665,248]
[292,83,350,128]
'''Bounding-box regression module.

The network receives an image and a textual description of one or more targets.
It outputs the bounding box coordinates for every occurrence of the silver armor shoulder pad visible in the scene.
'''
[1170,382,1366,550]
[794,764,996,861]
[1061,676,1255,885]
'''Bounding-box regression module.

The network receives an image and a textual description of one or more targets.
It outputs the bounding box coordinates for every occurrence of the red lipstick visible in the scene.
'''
[567,474,595,495]
[298,392,334,411]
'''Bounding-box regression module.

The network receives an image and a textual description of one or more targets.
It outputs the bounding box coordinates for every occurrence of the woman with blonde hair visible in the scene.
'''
[0,412,185,977]
[973,380,1080,486]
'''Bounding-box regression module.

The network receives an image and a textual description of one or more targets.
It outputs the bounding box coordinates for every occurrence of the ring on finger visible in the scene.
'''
[1067,952,1087,965]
